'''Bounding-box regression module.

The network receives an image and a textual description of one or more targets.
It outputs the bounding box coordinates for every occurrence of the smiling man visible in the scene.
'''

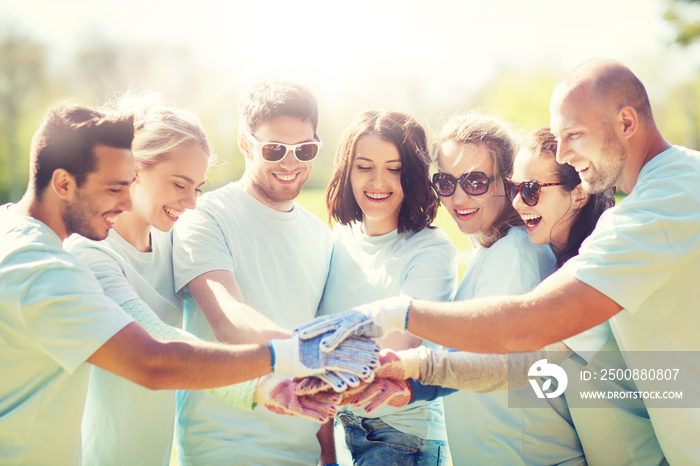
[172,81,335,465]
[298,59,700,464]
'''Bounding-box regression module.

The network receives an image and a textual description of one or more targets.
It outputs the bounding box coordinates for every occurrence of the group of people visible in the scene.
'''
[1,57,698,465]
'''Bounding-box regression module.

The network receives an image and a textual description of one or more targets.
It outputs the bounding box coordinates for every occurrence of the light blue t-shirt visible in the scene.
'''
[444,227,587,465]
[0,206,133,465]
[172,182,332,465]
[561,145,700,464]
[318,221,458,441]
[66,228,181,466]
[562,329,665,466]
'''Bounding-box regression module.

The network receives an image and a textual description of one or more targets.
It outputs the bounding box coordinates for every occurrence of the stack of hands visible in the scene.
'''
[258,296,421,423]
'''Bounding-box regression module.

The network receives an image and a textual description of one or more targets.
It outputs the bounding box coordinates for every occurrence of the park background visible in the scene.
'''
[3,0,700,273]
[2,1,700,464]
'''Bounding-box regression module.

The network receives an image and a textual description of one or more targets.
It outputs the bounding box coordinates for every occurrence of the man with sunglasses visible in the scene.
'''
[297,59,700,464]
[172,80,338,465]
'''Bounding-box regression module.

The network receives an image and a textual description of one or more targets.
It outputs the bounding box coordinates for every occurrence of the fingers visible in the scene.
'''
[294,376,333,395]
[361,379,411,414]
[294,316,339,340]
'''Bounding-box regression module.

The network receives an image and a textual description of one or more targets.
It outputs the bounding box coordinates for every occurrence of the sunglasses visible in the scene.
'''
[503,179,564,207]
[243,132,322,162]
[432,171,495,197]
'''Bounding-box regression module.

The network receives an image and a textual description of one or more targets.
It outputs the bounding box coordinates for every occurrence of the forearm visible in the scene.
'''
[189,271,290,344]
[420,343,572,392]
[407,272,621,353]
[316,420,337,465]
[123,298,258,408]
[88,323,272,390]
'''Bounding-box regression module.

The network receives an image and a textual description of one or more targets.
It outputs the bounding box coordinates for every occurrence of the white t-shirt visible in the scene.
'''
[0,206,133,465]
[172,182,332,465]
[444,227,587,465]
[317,221,458,441]
[561,145,700,464]
[66,228,181,466]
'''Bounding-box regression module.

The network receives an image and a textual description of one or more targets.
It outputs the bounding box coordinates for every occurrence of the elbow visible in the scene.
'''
[129,342,185,390]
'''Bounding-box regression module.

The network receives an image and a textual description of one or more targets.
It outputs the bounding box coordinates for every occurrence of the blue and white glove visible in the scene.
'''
[294,296,412,352]
[269,334,379,379]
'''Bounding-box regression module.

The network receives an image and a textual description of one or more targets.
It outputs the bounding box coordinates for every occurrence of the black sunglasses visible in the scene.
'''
[432,171,495,197]
[503,179,564,207]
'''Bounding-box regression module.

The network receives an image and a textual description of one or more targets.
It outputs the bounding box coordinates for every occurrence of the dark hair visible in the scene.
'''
[436,112,523,247]
[523,127,615,267]
[326,110,438,233]
[29,102,134,197]
[239,80,319,137]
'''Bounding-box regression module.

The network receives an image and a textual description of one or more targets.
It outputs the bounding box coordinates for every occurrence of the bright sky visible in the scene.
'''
[1,0,691,106]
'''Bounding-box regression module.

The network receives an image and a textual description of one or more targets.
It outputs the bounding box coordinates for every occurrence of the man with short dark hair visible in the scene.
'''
[172,80,337,465]
[0,102,371,465]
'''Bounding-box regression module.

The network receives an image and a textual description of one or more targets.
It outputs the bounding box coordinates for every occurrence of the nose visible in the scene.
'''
[182,189,197,210]
[511,189,526,210]
[278,149,300,169]
[451,182,470,203]
[556,139,570,165]
[119,188,133,212]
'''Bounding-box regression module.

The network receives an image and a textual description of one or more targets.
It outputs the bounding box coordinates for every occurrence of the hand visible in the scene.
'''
[375,347,425,380]
[254,375,341,423]
[294,371,362,395]
[340,378,412,414]
[294,296,412,352]
[269,334,380,379]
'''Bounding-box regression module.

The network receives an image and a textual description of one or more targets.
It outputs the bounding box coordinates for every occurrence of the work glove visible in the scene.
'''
[254,374,340,423]
[374,347,426,380]
[340,378,412,414]
[269,334,379,379]
[294,296,412,352]
[294,371,362,395]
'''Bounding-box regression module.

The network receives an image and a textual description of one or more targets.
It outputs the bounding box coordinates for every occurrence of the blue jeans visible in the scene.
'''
[339,412,450,466]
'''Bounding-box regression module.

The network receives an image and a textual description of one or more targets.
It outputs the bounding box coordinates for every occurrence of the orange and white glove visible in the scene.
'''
[374,347,426,380]
[339,378,412,414]
[253,375,340,423]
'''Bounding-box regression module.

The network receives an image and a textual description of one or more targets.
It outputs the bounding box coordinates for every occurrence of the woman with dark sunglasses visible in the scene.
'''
[430,113,587,464]
[317,110,458,465]
[375,126,663,465]
[506,128,663,464]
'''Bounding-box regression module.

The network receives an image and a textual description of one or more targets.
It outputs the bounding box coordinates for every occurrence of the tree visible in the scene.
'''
[0,29,48,203]
[664,0,700,46]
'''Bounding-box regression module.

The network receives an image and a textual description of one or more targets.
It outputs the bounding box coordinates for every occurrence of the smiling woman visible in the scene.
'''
[319,110,458,465]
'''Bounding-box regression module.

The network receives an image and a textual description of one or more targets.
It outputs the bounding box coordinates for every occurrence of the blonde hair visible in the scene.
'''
[102,90,215,169]
[436,112,523,248]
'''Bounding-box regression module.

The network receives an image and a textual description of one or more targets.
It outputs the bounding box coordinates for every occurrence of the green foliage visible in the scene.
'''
[664,0,700,46]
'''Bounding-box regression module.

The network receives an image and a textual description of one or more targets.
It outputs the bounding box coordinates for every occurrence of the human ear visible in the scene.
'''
[51,169,76,200]
[618,106,638,140]
[572,184,589,210]
[238,132,252,159]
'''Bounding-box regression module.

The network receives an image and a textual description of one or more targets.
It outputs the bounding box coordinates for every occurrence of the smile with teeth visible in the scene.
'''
[455,208,478,216]
[103,213,119,225]
[164,207,183,219]
[274,173,298,182]
[521,213,542,229]
[365,192,391,200]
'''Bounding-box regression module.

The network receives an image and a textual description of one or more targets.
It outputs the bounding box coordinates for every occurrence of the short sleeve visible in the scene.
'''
[401,234,458,302]
[70,244,139,306]
[20,255,133,373]
[561,209,673,313]
[172,205,234,296]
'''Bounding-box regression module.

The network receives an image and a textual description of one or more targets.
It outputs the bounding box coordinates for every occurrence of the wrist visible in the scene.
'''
[269,337,296,374]
[369,296,412,333]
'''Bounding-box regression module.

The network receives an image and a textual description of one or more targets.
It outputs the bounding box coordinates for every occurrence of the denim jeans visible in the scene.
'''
[339,412,451,466]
